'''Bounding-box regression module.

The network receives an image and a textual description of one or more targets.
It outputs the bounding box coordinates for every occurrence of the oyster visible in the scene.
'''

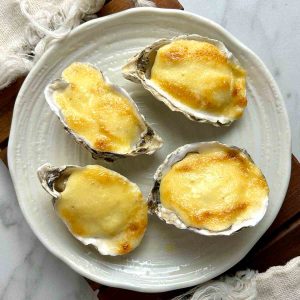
[149,142,269,236]
[37,163,148,256]
[122,35,247,126]
[45,62,162,161]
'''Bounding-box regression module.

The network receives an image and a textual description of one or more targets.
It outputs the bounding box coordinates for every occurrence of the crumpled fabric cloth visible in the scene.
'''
[173,256,300,300]
[256,256,300,299]
[0,0,155,90]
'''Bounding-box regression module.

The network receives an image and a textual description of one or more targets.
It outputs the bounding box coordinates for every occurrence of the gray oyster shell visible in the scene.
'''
[37,163,146,256]
[148,141,269,236]
[44,63,163,162]
[122,34,246,126]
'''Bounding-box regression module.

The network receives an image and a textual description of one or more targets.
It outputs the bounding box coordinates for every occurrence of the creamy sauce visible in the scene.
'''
[160,147,269,231]
[151,40,247,119]
[56,165,148,249]
[54,63,144,153]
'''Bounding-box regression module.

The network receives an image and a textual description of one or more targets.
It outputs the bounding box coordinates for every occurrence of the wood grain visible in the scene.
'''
[99,0,183,16]
[99,0,134,16]
[0,77,24,145]
[0,147,7,165]
[153,0,183,9]
[243,218,300,272]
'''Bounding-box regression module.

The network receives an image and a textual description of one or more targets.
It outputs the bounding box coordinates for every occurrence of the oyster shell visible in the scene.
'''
[122,35,247,126]
[37,163,148,256]
[45,62,162,162]
[149,142,269,236]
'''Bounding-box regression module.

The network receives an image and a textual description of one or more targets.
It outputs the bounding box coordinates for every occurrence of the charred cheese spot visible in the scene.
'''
[115,210,148,255]
[54,63,145,153]
[151,40,247,120]
[160,147,269,232]
[122,242,130,251]
[56,165,148,249]
[94,136,113,151]
[129,223,139,231]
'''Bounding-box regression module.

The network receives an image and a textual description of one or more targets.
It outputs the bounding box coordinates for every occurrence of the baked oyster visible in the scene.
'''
[37,164,148,256]
[45,62,162,161]
[149,142,269,236]
[122,35,247,126]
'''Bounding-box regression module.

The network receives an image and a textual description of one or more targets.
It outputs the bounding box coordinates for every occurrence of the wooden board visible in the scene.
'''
[0,1,299,298]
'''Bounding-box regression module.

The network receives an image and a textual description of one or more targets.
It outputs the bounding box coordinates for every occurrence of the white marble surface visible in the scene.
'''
[0,161,97,300]
[1,1,299,299]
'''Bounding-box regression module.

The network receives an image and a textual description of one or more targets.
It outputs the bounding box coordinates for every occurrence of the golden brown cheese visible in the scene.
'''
[151,40,247,119]
[56,165,148,254]
[160,147,269,231]
[54,63,144,153]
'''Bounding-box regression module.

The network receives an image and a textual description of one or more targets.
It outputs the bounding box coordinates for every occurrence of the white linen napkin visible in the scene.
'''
[0,0,155,90]
[173,257,300,300]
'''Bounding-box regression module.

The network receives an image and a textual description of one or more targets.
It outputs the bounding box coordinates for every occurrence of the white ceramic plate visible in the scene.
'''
[8,8,291,292]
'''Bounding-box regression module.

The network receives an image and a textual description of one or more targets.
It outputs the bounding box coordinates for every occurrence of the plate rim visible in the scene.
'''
[8,7,291,293]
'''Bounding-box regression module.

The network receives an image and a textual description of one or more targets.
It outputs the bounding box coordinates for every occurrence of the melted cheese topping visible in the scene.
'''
[151,40,247,119]
[160,147,269,231]
[56,165,148,255]
[54,63,144,153]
